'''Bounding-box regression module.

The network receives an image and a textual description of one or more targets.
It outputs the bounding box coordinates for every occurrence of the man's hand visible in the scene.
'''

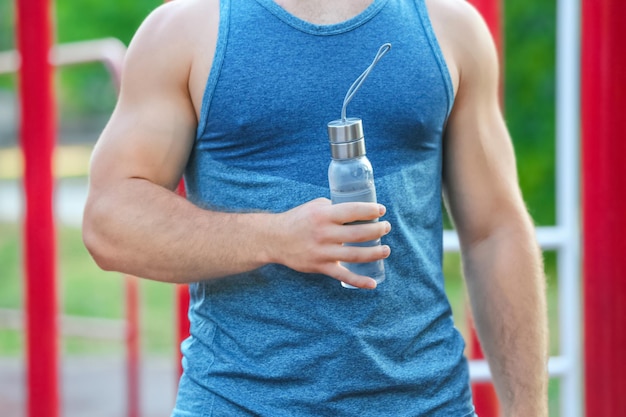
[266,198,391,289]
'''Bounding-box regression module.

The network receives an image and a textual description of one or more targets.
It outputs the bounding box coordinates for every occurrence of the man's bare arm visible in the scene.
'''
[433,1,549,415]
[82,0,390,287]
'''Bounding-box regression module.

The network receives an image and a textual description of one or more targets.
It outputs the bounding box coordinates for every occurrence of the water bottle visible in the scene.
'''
[326,43,391,289]
[328,117,385,288]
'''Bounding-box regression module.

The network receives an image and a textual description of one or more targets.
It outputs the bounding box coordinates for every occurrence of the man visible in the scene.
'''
[83,0,548,415]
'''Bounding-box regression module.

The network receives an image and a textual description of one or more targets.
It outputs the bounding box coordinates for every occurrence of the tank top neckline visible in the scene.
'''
[253,0,389,36]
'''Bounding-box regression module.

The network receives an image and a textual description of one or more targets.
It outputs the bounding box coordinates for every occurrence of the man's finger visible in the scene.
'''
[335,244,391,263]
[324,263,378,290]
[330,202,386,224]
[332,221,391,243]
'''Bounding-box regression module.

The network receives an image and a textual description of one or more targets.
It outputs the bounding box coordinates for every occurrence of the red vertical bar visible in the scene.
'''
[466,0,502,416]
[176,284,190,377]
[126,276,140,417]
[16,1,59,417]
[582,0,626,415]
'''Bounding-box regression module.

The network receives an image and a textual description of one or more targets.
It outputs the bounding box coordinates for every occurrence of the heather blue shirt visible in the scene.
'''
[173,0,475,415]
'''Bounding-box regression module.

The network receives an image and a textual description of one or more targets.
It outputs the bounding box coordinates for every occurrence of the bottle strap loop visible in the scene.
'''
[341,43,392,122]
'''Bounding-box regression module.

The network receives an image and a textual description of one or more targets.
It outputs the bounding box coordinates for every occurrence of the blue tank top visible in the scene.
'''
[175,0,475,415]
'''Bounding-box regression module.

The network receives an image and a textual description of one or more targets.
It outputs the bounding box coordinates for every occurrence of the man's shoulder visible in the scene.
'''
[122,0,220,91]
[425,0,498,94]
[425,0,484,25]
[424,0,495,60]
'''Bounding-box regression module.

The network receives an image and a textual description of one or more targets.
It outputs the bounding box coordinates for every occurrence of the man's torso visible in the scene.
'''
[173,1,475,416]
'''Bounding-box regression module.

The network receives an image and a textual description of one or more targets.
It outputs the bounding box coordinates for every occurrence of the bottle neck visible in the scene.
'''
[330,138,366,159]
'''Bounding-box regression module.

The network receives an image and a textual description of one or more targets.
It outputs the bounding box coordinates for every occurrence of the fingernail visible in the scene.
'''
[378,204,386,215]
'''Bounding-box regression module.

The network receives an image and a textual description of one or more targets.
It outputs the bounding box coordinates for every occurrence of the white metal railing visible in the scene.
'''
[0,38,125,87]
[555,0,582,415]
[0,308,125,341]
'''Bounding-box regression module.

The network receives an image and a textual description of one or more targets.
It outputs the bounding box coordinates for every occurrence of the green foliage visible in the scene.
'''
[0,1,14,51]
[0,2,16,90]
[53,0,161,115]
[504,0,557,226]
[0,223,21,309]
[56,64,119,116]
[54,0,159,46]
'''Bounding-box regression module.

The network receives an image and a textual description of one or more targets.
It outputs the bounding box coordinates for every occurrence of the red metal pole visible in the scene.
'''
[176,283,190,377]
[16,0,59,416]
[466,0,502,416]
[125,276,140,417]
[582,0,626,414]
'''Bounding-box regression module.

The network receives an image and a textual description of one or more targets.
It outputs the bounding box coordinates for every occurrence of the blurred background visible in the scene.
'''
[0,0,561,416]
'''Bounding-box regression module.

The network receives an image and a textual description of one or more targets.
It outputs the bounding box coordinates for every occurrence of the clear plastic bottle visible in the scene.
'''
[328,117,385,288]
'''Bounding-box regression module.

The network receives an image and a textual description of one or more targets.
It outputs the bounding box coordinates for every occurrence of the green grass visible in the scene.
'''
[0,221,175,357]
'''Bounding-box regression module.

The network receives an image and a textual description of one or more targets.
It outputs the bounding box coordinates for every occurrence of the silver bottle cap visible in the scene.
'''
[327,117,366,159]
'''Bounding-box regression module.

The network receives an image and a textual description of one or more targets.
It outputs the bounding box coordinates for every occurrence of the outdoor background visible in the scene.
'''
[0,0,561,415]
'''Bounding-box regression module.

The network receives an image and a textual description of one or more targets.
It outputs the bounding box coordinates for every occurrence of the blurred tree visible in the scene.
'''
[54,0,160,117]
[504,0,557,226]
[0,1,14,51]
[56,0,159,45]
[0,1,16,92]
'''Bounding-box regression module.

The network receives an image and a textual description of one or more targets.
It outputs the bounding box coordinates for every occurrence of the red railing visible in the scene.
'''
[16,1,58,416]
[6,10,141,413]
[582,0,626,414]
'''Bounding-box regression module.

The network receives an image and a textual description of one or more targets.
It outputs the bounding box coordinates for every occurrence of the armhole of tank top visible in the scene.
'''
[196,0,231,139]
[414,0,455,118]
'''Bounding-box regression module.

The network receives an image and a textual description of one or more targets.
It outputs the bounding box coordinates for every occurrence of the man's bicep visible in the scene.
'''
[90,103,195,192]
[442,107,524,245]
[441,6,527,247]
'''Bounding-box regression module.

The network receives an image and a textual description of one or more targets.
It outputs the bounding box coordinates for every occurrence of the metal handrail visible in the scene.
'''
[0,38,126,87]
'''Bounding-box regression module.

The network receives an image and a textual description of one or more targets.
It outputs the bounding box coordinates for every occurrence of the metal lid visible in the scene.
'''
[328,118,363,143]
[327,118,366,159]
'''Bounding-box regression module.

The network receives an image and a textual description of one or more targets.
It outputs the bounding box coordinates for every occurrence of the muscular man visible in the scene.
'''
[83,0,548,415]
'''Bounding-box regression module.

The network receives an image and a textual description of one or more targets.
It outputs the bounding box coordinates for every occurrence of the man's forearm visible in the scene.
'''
[462,221,548,417]
[83,177,274,283]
